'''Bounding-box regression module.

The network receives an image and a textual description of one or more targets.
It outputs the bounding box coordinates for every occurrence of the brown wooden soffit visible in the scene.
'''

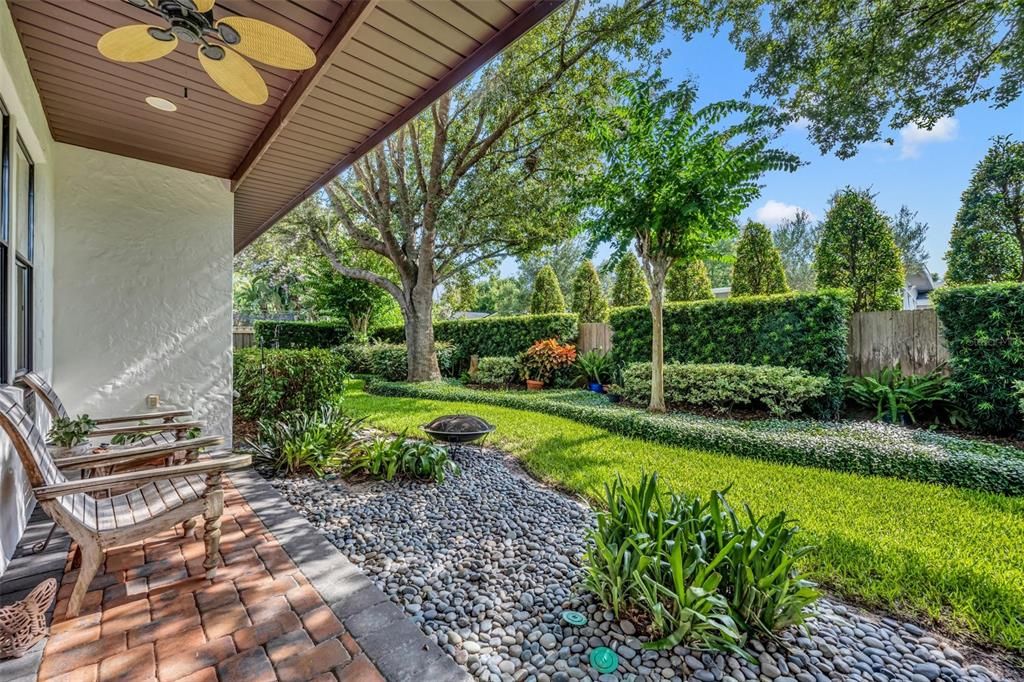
[6,0,564,252]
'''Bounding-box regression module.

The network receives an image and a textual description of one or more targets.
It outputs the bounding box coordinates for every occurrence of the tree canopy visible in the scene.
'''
[531,265,567,314]
[815,188,905,311]
[945,135,1024,284]
[698,0,1024,158]
[571,260,611,322]
[731,220,789,295]
[772,209,819,292]
[665,259,714,302]
[610,252,650,306]
[890,205,930,274]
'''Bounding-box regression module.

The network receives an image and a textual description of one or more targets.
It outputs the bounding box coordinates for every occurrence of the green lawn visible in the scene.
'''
[343,380,1024,654]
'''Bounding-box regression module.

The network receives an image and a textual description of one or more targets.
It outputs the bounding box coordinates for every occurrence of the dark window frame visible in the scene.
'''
[14,134,32,374]
[0,98,9,383]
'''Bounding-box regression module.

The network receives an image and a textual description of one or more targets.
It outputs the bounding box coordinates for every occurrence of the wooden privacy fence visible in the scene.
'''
[578,322,613,354]
[847,309,947,376]
[233,327,255,349]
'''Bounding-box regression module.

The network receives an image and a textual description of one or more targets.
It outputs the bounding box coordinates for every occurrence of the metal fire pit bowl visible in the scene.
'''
[421,414,496,444]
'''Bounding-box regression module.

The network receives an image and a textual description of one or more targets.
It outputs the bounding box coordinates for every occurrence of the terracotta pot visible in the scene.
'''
[526,379,544,391]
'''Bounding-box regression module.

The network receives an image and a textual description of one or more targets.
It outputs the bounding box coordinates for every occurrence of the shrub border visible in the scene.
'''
[365,380,1024,497]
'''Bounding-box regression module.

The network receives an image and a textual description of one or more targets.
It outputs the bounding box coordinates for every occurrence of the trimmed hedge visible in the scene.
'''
[253,320,353,349]
[934,282,1024,435]
[374,313,578,369]
[622,362,828,417]
[338,342,456,380]
[610,291,851,414]
[234,348,346,419]
[366,380,1024,497]
[473,356,520,388]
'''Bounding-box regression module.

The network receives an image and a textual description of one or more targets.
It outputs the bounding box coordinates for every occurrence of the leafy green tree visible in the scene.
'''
[694,1,1024,157]
[731,220,789,295]
[305,0,674,380]
[530,265,566,314]
[890,206,930,273]
[772,209,819,291]
[571,260,610,322]
[945,136,1024,284]
[588,75,799,410]
[514,235,590,312]
[815,188,905,311]
[665,259,713,301]
[610,252,650,306]
[703,237,737,288]
[438,270,479,319]
[299,255,400,336]
[476,275,524,315]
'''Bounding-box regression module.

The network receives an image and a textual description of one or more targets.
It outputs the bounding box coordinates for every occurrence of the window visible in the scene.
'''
[0,99,9,383]
[14,136,32,374]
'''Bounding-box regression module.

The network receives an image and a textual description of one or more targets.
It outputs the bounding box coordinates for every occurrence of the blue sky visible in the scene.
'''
[659,29,1024,279]
[504,27,1023,280]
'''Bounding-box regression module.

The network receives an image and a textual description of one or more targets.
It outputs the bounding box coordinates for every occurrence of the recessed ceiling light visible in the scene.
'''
[145,96,177,112]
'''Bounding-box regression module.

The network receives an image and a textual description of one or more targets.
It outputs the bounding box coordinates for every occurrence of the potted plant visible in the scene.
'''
[47,414,97,458]
[574,350,612,392]
[521,339,577,390]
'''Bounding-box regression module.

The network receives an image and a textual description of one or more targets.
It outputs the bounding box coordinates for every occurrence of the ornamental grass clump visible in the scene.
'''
[250,404,364,478]
[344,432,460,484]
[584,473,818,653]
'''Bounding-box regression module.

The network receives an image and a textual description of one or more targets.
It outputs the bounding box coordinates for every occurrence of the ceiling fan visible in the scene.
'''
[96,0,317,106]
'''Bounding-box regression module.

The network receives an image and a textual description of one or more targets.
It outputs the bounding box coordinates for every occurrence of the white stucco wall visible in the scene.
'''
[53,144,234,449]
[0,0,56,575]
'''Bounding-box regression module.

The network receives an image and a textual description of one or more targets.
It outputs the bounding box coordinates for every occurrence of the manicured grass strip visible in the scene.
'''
[365,380,1024,497]
[343,381,1024,654]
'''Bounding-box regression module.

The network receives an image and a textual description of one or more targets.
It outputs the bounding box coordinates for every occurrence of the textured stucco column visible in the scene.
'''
[52,143,234,444]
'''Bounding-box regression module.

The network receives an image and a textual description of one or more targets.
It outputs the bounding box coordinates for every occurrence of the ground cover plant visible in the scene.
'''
[343,432,460,484]
[622,362,827,417]
[585,472,818,652]
[249,404,363,477]
[367,380,1024,497]
[845,367,965,426]
[342,380,1024,653]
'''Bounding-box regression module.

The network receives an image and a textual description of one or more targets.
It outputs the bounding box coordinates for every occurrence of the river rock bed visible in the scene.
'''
[264,442,1016,682]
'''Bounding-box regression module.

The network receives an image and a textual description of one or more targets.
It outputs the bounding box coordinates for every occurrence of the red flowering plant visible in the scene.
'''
[521,339,577,384]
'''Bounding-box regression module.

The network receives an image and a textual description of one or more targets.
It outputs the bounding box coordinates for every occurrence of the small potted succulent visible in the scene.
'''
[47,415,97,458]
[520,339,577,390]
[574,350,612,393]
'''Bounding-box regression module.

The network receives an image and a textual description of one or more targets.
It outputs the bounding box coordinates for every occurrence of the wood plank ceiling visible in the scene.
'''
[6,0,562,251]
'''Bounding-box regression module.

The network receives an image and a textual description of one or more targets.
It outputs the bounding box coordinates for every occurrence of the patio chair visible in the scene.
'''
[16,371,200,444]
[0,392,250,618]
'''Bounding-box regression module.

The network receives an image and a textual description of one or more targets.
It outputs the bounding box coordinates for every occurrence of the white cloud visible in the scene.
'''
[753,200,813,226]
[899,117,959,159]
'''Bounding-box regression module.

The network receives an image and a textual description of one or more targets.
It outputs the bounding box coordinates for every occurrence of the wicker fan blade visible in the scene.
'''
[198,47,268,105]
[216,17,316,70]
[193,0,216,11]
[97,25,178,63]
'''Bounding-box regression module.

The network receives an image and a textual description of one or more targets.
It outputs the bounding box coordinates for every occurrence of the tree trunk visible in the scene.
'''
[404,284,440,381]
[647,259,668,413]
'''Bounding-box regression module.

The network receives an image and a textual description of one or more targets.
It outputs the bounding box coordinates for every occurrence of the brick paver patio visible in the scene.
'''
[11,470,468,682]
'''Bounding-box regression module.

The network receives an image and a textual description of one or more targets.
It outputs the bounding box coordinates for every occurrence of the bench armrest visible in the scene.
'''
[55,435,225,471]
[36,451,251,500]
[91,408,193,426]
[89,420,204,438]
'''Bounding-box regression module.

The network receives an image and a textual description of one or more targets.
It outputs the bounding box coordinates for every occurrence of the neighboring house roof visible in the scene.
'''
[450,311,493,320]
[905,267,936,294]
[6,0,564,251]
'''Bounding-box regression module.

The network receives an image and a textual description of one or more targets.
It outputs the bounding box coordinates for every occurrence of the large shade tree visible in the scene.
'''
[815,188,905,311]
[696,1,1024,158]
[305,0,673,380]
[945,136,1024,284]
[588,76,799,410]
